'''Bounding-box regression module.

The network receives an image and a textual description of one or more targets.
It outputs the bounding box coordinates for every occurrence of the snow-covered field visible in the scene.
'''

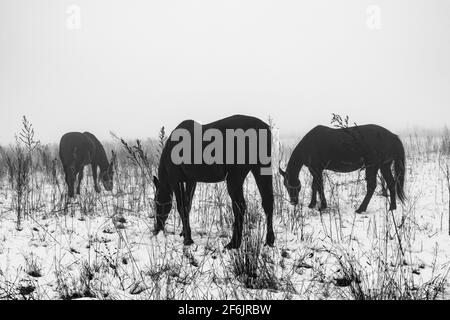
[1,134,450,300]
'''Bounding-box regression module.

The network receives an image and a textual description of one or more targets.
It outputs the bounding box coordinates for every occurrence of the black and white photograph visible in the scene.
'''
[1,0,450,305]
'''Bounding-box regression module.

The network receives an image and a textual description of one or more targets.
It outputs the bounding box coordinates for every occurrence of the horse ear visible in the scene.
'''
[153,176,159,188]
[279,167,286,177]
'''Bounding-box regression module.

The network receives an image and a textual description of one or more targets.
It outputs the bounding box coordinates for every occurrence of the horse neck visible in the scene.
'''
[286,142,304,179]
[94,143,109,172]
[157,166,173,201]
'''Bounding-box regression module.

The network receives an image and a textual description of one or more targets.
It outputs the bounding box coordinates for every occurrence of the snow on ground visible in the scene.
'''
[1,151,450,300]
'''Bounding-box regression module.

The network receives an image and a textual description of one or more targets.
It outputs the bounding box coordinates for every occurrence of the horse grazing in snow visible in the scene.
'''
[153,114,275,249]
[280,124,406,213]
[59,132,116,198]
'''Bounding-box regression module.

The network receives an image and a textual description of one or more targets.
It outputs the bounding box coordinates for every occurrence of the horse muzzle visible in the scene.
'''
[153,224,164,236]
[103,181,113,191]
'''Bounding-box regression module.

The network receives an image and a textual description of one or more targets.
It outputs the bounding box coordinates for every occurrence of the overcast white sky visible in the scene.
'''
[0,0,449,144]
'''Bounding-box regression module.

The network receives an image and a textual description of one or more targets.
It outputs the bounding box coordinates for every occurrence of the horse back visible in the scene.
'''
[59,132,96,169]
[161,115,272,183]
[204,114,271,131]
[301,124,400,170]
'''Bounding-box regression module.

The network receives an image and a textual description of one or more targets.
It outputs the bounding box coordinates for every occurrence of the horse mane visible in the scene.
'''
[286,138,305,178]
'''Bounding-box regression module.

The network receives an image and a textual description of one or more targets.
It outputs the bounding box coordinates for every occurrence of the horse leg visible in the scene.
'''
[174,182,194,246]
[186,181,197,212]
[76,167,84,195]
[308,169,318,209]
[64,166,75,198]
[179,181,197,237]
[225,175,247,249]
[92,163,100,193]
[252,169,275,247]
[356,167,378,213]
[381,163,397,211]
[316,170,327,211]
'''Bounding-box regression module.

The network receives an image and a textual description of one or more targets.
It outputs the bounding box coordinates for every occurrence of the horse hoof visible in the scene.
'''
[225,242,240,250]
[153,226,163,236]
[184,239,194,246]
[266,233,275,247]
[389,205,397,211]
[265,241,275,248]
[355,208,365,214]
[308,203,316,209]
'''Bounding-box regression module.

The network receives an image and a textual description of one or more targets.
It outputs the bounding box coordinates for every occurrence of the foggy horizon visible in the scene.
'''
[1,0,449,145]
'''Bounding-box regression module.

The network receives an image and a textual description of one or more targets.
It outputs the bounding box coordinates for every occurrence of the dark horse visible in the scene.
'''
[279,124,406,213]
[59,132,116,198]
[153,115,275,249]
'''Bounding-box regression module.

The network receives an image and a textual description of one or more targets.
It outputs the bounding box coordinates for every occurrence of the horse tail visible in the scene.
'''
[393,135,406,203]
[72,146,78,162]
